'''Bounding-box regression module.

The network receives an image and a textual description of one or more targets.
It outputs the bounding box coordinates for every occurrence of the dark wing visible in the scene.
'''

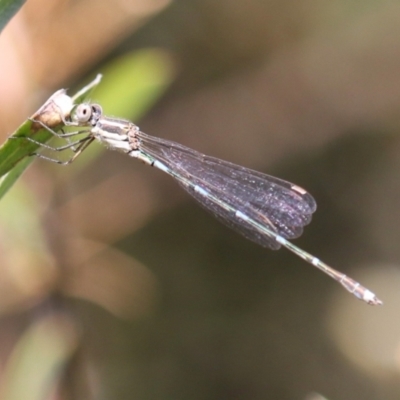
[138,131,316,250]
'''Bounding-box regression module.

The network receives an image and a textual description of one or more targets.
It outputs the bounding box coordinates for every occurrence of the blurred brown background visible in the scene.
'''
[0,0,399,399]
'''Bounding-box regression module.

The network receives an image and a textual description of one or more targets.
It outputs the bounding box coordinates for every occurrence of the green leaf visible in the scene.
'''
[0,0,26,33]
[0,156,32,200]
[0,75,102,200]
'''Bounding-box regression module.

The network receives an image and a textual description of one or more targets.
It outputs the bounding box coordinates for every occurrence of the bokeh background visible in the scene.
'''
[0,0,399,399]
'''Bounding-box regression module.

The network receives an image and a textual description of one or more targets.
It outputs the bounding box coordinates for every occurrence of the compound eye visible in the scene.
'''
[74,104,92,123]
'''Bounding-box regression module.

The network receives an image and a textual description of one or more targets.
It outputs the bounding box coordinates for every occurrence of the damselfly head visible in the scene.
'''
[72,103,103,126]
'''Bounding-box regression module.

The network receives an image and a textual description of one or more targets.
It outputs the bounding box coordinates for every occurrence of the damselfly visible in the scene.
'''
[25,102,382,305]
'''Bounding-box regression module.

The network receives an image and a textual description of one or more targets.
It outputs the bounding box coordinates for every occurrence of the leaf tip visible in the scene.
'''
[31,90,74,130]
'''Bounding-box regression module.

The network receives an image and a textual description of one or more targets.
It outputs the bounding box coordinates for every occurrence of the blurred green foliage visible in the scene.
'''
[93,49,175,120]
